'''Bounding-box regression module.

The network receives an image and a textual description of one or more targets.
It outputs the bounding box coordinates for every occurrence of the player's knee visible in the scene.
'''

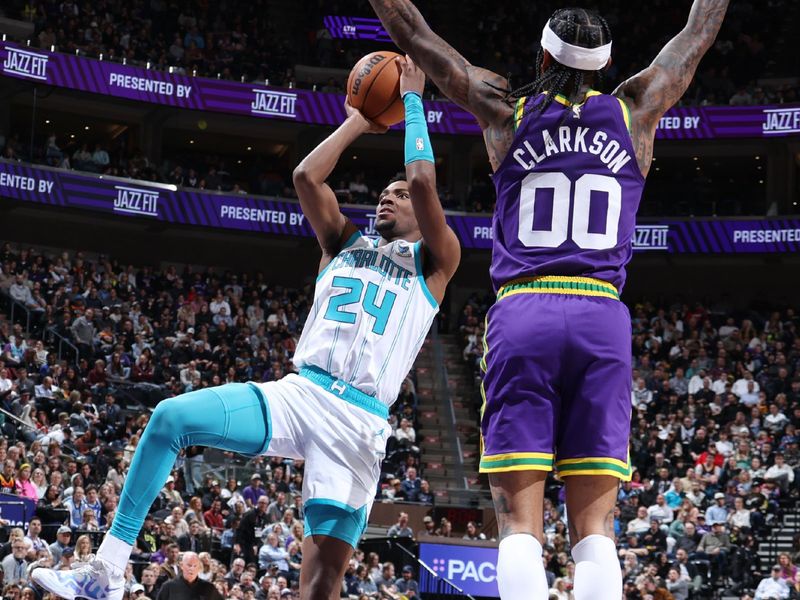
[301,573,339,600]
[148,397,186,444]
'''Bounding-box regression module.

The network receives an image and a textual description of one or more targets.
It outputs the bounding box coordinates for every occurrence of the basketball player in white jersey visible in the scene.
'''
[32,57,460,600]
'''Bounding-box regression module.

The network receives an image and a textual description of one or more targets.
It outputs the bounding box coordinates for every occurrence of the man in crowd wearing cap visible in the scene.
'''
[395,565,419,599]
[419,515,436,537]
[754,564,791,600]
[695,522,732,583]
[49,525,73,563]
[156,551,222,600]
[160,475,182,507]
[387,512,413,538]
[705,492,729,525]
[243,473,264,508]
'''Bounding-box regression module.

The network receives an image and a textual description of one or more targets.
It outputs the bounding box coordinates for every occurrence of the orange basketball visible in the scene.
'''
[347,51,405,127]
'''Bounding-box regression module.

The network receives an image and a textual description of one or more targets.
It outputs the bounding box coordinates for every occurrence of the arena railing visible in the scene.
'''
[0,291,33,334]
[430,327,469,492]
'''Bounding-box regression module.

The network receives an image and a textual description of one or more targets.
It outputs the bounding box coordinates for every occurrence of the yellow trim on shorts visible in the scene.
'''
[480,452,555,473]
[497,275,619,302]
[555,455,633,481]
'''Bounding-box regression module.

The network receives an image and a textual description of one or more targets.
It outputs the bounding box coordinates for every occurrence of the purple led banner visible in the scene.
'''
[2,41,799,139]
[324,16,392,42]
[1,160,798,254]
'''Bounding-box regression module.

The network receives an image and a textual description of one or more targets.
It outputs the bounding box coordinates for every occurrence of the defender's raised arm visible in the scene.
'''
[615,0,730,174]
[367,1,511,133]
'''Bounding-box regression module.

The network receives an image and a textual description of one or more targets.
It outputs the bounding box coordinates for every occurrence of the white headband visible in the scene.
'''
[541,19,612,71]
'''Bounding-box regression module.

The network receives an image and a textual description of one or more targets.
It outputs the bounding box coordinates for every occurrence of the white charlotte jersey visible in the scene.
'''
[293,232,438,407]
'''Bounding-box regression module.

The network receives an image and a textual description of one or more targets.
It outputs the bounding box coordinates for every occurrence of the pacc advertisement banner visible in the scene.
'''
[1,41,798,139]
[1,160,799,253]
[419,542,499,597]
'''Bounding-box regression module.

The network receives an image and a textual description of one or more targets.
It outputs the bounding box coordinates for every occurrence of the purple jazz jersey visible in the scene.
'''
[490,92,645,293]
[480,293,633,478]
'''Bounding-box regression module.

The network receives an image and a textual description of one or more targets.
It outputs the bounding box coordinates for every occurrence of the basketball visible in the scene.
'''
[347,51,405,127]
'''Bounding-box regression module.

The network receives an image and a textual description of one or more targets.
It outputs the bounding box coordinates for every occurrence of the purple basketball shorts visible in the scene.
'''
[479,276,633,480]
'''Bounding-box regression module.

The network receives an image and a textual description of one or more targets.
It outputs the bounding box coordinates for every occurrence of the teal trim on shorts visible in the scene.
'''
[413,241,438,309]
[299,365,389,419]
[246,383,273,455]
[304,499,368,548]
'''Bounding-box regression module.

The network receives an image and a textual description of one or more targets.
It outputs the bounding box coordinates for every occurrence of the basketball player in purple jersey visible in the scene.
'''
[369,2,729,598]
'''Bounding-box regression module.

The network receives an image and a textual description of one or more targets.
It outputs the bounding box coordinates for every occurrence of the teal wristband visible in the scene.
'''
[403,92,434,165]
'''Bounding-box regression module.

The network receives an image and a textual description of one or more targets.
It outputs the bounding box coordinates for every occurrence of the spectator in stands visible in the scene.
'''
[70,309,95,360]
[64,486,86,528]
[1,538,30,585]
[695,522,731,583]
[243,472,265,507]
[401,467,421,502]
[705,492,729,524]
[416,480,433,505]
[91,144,110,171]
[627,506,651,535]
[374,562,399,598]
[387,512,413,538]
[237,495,269,566]
[156,551,223,600]
[462,521,486,541]
[754,565,791,599]
[49,526,73,564]
[23,517,47,554]
[647,494,673,524]
[395,565,419,599]
[74,534,95,563]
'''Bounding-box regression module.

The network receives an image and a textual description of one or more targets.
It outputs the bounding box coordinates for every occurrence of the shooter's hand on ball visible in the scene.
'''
[344,99,388,134]
[398,55,425,98]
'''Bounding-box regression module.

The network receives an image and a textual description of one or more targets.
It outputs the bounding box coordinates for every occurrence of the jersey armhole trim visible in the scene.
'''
[413,241,439,309]
[513,97,527,133]
[315,231,364,283]
[342,230,363,250]
[616,97,633,133]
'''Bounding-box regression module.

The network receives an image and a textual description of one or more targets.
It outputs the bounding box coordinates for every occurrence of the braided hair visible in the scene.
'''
[492,8,613,116]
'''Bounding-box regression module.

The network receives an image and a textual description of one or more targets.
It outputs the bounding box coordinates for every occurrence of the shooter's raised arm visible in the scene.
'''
[292,107,385,263]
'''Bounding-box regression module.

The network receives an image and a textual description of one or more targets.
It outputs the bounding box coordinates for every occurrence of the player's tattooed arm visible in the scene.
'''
[368,0,515,167]
[293,109,382,261]
[614,0,730,176]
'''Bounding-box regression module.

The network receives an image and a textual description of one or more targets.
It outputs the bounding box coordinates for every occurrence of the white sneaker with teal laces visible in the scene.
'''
[32,559,125,600]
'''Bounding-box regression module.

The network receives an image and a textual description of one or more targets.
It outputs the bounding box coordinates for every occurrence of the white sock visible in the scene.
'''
[571,534,622,600]
[497,534,549,600]
[96,534,133,576]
